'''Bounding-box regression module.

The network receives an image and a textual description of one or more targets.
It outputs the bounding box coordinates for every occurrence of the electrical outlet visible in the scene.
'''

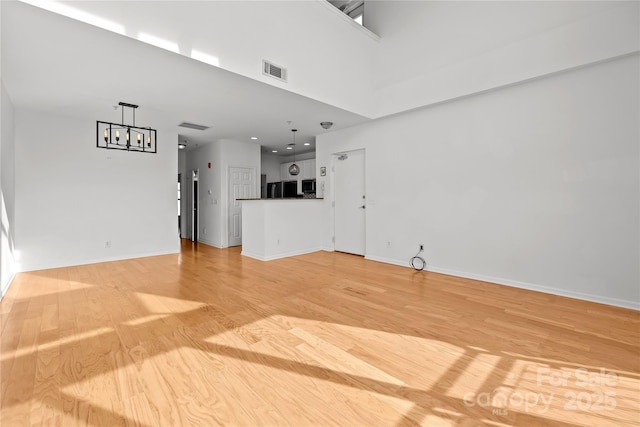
[105,240,111,248]
[386,241,391,247]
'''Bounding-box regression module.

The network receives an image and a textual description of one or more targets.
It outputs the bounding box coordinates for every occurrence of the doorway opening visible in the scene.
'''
[191,170,199,243]
[177,173,182,237]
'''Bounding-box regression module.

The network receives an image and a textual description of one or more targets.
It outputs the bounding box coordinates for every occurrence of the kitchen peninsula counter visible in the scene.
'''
[240,198,323,261]
[238,198,323,201]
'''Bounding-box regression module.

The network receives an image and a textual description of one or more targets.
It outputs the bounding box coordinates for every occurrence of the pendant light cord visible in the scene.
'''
[292,129,297,163]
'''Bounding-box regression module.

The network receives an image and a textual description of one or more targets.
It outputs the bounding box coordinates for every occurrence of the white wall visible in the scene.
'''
[366,1,640,117]
[1,81,16,297]
[25,1,638,120]
[317,55,640,309]
[185,141,223,246]
[261,151,281,184]
[186,139,260,248]
[33,0,379,117]
[15,109,180,271]
[278,150,316,164]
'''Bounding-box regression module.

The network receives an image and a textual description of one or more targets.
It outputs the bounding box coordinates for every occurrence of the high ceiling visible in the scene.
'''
[328,0,364,19]
[1,2,370,155]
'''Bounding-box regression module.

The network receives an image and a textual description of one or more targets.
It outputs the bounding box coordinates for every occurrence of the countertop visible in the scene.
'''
[238,198,324,201]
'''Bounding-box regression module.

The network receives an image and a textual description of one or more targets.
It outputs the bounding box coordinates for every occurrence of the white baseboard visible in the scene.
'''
[365,255,639,311]
[1,272,16,301]
[197,238,224,249]
[18,248,180,273]
[240,250,267,261]
[365,255,409,268]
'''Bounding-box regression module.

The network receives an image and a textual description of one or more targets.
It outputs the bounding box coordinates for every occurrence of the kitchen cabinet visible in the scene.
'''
[280,159,316,182]
[280,163,292,181]
[302,159,316,180]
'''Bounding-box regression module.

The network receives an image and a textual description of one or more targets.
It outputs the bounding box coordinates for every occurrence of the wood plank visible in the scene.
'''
[0,240,637,426]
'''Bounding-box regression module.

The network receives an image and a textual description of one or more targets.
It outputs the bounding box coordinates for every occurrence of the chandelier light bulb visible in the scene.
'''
[103,129,108,143]
[115,130,120,142]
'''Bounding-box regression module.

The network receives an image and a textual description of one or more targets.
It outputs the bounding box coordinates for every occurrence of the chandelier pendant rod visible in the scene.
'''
[118,101,139,126]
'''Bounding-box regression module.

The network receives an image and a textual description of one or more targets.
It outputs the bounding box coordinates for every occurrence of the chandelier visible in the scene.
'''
[97,102,157,153]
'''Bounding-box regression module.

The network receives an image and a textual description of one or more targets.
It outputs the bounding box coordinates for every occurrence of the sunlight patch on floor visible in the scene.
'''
[122,313,172,327]
[326,321,464,354]
[446,352,501,399]
[133,291,206,314]
[422,413,458,426]
[503,351,640,376]
[10,274,94,300]
[0,327,114,362]
[455,358,640,426]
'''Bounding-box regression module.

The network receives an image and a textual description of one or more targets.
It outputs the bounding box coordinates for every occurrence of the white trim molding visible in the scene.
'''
[365,255,639,311]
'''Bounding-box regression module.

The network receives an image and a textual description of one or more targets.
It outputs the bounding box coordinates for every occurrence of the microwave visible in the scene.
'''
[301,179,316,193]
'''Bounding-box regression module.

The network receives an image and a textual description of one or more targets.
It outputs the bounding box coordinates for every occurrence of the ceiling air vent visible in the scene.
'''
[263,60,287,82]
[178,122,209,131]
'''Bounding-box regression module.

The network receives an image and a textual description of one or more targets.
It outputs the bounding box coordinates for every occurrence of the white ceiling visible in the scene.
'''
[1,2,370,155]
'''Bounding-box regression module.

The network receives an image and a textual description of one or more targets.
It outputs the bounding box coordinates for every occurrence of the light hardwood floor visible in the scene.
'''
[1,240,638,426]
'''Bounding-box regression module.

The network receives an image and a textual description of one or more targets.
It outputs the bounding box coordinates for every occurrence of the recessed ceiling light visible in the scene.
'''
[286,146,293,150]
[272,150,278,153]
[251,137,258,140]
[178,143,186,149]
[304,143,310,146]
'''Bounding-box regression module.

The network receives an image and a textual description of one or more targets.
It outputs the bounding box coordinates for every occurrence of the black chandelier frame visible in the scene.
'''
[96,102,157,153]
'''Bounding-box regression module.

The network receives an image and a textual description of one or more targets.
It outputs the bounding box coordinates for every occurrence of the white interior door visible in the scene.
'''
[334,150,365,255]
[229,167,255,247]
